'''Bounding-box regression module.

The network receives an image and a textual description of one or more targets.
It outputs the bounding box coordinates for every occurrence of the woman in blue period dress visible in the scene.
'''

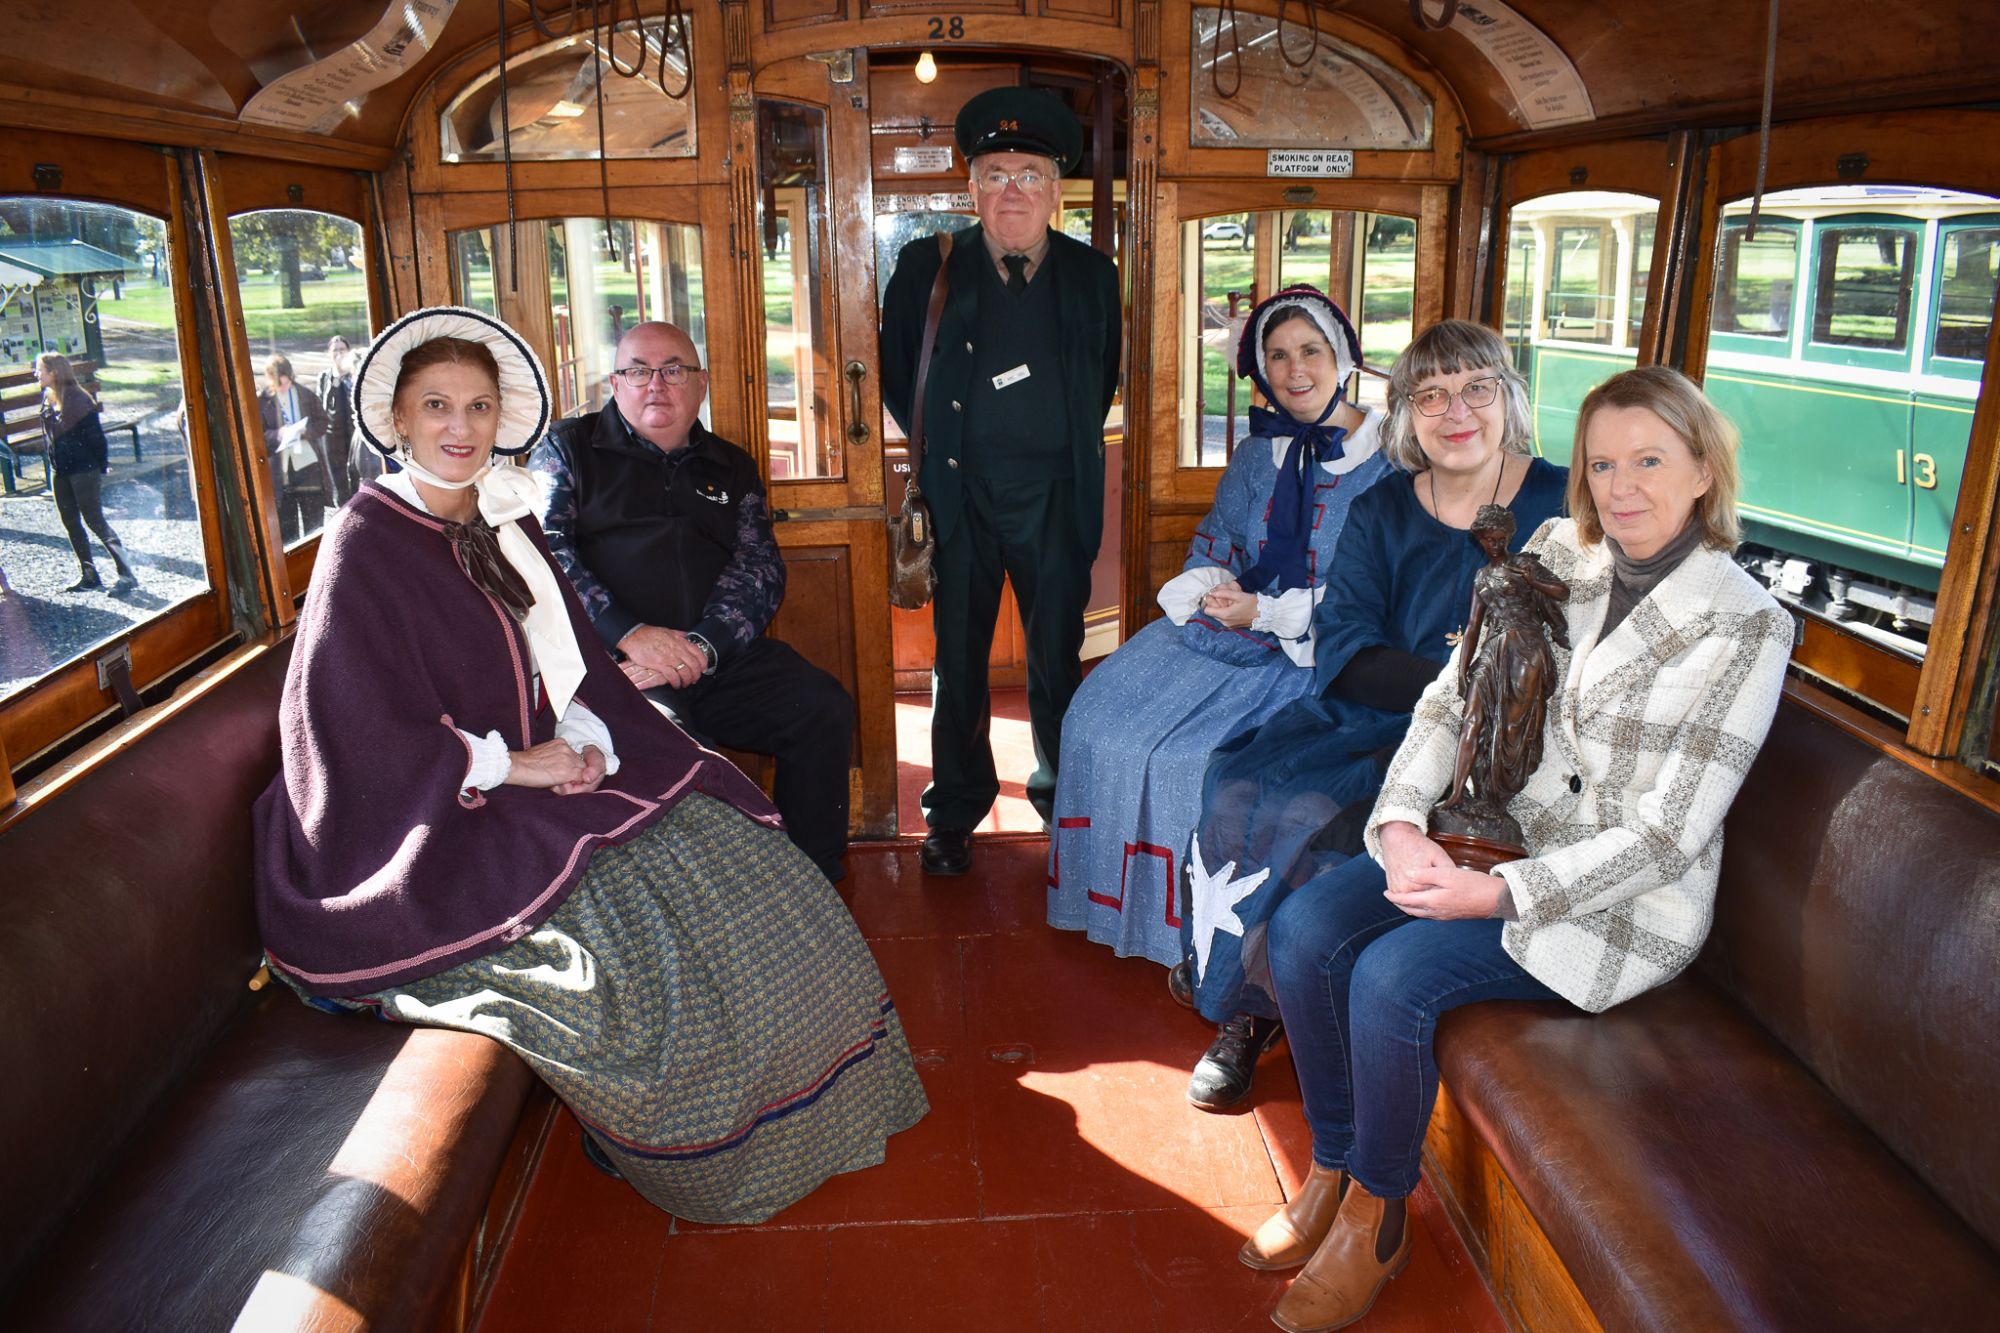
[1048,287,1390,965]
[254,307,925,1226]
[1178,319,1568,1111]
[1244,367,1790,1333]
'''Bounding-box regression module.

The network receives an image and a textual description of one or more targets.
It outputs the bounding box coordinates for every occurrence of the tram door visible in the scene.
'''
[749,49,1125,838]
[744,51,902,838]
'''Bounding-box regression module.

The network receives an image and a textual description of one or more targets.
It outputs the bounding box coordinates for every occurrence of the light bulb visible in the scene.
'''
[915,51,938,84]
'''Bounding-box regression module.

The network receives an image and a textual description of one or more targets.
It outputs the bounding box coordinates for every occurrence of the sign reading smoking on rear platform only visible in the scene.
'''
[1266,150,1356,178]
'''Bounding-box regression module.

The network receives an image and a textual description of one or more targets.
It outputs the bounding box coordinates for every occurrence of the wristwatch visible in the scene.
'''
[686,631,719,675]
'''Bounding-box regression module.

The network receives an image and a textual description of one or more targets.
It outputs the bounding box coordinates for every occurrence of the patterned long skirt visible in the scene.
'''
[350,792,928,1225]
[1047,615,1317,966]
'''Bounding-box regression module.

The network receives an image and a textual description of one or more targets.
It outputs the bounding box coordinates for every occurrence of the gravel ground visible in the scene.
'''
[0,423,331,698]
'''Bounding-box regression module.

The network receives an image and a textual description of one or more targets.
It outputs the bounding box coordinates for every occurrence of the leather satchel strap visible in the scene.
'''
[904,231,954,495]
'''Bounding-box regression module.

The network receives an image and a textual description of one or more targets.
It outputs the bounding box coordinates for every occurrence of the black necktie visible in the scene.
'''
[1003,253,1028,294]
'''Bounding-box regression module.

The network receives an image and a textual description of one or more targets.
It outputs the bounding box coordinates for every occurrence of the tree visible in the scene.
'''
[228,211,356,309]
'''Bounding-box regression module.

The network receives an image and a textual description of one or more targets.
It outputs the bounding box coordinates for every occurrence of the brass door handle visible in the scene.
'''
[845,360,870,444]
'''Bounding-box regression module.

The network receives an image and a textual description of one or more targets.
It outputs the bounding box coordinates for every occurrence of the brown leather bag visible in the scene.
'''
[888,232,953,611]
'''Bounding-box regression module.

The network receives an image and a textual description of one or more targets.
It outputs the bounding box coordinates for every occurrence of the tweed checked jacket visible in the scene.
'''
[1367,517,1793,1013]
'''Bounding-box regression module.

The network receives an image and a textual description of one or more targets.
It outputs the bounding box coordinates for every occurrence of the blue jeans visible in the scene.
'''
[1268,855,1560,1197]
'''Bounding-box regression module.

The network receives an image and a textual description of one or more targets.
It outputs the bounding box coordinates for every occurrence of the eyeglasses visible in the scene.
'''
[1408,376,1502,417]
[974,167,1049,194]
[611,363,703,388]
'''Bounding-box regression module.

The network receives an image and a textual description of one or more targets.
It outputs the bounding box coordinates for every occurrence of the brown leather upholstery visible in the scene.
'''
[1435,697,2000,1331]
[0,642,537,1330]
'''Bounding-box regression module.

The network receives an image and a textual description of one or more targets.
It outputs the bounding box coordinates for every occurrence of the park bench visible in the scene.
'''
[1423,683,2000,1331]
[0,359,145,494]
[0,638,550,1332]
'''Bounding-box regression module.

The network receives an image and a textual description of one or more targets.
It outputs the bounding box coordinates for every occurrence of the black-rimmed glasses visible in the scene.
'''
[612,363,704,388]
[1408,376,1501,417]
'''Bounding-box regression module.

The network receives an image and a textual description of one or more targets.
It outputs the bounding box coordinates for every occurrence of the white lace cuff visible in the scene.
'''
[1158,565,1233,624]
[458,728,513,792]
[555,699,621,776]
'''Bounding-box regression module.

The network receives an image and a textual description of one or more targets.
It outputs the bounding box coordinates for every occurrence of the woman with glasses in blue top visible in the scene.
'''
[1174,320,1568,1113]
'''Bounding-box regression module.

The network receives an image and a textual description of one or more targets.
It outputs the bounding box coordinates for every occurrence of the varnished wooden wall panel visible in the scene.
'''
[1041,0,1121,22]
[770,545,860,705]
[862,0,1026,14]
[766,0,847,27]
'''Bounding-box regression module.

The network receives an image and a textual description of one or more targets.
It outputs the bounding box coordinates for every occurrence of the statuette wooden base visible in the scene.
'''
[1429,831,1523,876]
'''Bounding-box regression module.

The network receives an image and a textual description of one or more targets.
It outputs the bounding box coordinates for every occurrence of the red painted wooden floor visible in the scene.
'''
[473,764,1508,1332]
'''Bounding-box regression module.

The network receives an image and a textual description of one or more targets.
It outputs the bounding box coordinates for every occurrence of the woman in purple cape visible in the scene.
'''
[253,306,925,1225]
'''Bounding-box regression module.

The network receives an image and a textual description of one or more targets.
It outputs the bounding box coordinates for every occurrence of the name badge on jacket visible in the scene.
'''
[992,364,1031,390]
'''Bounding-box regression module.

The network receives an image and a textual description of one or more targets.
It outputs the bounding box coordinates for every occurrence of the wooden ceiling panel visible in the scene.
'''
[0,1,1995,156]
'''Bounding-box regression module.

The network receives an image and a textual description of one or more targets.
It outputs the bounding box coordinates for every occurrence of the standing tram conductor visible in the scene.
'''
[880,87,1123,877]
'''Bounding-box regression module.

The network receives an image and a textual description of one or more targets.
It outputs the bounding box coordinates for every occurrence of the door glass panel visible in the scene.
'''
[1712,218,1801,339]
[440,19,695,162]
[1701,187,2000,678]
[0,198,208,700]
[228,208,368,548]
[1179,208,1415,467]
[1189,7,1432,150]
[449,217,704,419]
[758,101,839,480]
[1930,222,2000,366]
[1811,224,1917,350]
[1502,192,1658,457]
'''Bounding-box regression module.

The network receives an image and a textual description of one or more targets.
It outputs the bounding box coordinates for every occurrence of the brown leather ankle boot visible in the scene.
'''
[1239,1163,1348,1271]
[1269,1180,1412,1332]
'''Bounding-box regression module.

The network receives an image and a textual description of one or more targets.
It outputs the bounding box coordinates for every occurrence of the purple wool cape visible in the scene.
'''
[254,480,781,997]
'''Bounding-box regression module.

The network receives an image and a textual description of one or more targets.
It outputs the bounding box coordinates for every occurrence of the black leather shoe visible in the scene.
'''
[919,827,972,876]
[1187,1013,1284,1111]
[1168,959,1195,1010]
[580,1131,626,1181]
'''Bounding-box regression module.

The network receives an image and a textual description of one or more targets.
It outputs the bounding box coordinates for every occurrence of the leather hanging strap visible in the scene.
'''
[904,232,955,493]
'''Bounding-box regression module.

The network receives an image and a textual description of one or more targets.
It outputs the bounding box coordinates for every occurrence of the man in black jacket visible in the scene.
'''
[880,87,1123,876]
[531,321,853,881]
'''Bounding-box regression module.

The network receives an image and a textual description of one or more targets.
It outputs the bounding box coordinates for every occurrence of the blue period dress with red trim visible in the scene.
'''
[1046,423,1391,966]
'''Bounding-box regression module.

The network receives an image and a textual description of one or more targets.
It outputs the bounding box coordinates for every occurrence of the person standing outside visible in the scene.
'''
[317,334,360,504]
[879,87,1122,877]
[257,354,332,543]
[532,321,855,883]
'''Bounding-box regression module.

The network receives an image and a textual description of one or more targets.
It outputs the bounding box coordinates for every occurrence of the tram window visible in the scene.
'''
[1502,192,1658,453]
[0,198,206,703]
[439,19,694,162]
[1702,188,2000,687]
[227,209,367,551]
[1812,224,1918,350]
[1178,208,1414,467]
[1712,219,1801,339]
[757,101,839,481]
[1930,223,2000,365]
[450,218,705,421]
[1189,8,1432,150]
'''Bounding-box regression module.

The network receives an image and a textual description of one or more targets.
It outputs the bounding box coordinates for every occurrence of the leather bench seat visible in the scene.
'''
[4,998,534,1331]
[1429,692,2000,1331]
[1438,985,1999,1330]
[0,641,542,1331]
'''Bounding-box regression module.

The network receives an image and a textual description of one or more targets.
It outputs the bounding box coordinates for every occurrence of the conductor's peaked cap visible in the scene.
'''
[954,87,1084,175]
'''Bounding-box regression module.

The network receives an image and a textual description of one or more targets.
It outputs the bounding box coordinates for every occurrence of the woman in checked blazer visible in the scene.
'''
[1239,366,1795,1333]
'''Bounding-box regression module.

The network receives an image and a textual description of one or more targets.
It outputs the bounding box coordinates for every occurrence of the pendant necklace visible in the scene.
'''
[1439,452,1508,648]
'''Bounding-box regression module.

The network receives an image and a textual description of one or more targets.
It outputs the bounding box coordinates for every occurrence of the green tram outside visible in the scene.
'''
[1504,186,2000,650]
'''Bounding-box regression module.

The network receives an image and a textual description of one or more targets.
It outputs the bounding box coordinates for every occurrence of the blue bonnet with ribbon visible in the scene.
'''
[1235,285,1362,594]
